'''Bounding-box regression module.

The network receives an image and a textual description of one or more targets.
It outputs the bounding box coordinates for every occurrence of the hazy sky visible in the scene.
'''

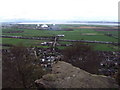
[0,0,119,21]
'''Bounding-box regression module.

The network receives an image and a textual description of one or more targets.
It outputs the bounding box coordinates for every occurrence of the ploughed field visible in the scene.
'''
[2,24,119,51]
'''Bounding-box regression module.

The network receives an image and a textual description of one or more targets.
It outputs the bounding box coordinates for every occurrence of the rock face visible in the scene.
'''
[35,61,119,88]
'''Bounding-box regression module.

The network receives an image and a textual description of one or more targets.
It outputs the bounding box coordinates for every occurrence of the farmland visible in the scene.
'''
[1,24,119,51]
[2,24,120,87]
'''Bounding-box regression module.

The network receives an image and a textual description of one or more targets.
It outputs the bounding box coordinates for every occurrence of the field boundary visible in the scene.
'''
[1,35,119,45]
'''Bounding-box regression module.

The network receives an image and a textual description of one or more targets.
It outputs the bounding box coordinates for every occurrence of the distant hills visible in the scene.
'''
[1,19,120,24]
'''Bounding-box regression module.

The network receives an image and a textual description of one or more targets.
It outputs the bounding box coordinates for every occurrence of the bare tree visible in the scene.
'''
[62,43,102,74]
[2,45,45,88]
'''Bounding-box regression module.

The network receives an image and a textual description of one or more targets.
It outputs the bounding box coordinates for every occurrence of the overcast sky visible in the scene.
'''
[0,0,119,22]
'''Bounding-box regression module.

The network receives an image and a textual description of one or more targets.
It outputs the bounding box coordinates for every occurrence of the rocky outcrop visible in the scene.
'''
[35,61,119,88]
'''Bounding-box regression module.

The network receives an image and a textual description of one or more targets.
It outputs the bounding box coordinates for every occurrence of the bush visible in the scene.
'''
[2,45,46,88]
[62,43,101,74]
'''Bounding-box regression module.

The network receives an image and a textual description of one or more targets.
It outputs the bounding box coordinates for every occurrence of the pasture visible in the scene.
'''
[2,24,119,51]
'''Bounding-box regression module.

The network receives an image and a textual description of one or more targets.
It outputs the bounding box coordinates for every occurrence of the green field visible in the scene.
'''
[2,24,119,51]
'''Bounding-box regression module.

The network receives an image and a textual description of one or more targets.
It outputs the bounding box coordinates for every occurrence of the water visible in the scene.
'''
[17,22,118,26]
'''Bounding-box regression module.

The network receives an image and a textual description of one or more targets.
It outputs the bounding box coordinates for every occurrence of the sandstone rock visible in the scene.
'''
[35,61,119,88]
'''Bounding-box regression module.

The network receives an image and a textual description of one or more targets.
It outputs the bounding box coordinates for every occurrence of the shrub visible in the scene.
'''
[2,45,46,88]
[62,43,101,74]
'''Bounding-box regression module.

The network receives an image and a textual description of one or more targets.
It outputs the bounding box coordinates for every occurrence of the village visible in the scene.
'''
[2,38,120,78]
[2,23,62,30]
[98,51,120,76]
[2,23,120,77]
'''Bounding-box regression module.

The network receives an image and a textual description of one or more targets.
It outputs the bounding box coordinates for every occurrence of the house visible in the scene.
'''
[41,24,49,29]
[41,42,47,45]
[57,35,65,37]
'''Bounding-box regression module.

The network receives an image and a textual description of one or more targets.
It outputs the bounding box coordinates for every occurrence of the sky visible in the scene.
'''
[0,0,119,22]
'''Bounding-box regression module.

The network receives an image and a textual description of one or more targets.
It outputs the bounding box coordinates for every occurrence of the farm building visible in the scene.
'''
[36,24,62,30]
[40,24,49,30]
[35,24,49,30]
[57,35,65,37]
[41,24,48,28]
